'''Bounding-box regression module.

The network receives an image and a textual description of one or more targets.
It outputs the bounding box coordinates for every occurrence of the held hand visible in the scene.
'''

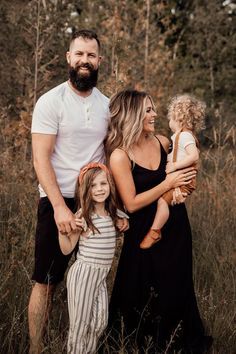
[165,162,176,174]
[165,167,196,190]
[54,205,77,235]
[171,187,188,205]
[75,214,87,232]
[116,218,129,232]
[74,218,85,230]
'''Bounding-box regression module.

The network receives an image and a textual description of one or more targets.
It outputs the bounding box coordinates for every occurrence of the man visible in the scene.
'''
[29,29,127,353]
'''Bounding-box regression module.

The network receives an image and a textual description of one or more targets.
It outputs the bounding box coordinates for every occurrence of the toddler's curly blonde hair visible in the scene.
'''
[167,94,206,133]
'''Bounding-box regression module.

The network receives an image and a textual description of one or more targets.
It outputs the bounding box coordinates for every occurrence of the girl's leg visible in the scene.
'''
[86,276,109,353]
[140,197,169,249]
[67,262,99,354]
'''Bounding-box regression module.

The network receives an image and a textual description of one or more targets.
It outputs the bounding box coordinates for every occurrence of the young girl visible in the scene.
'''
[59,162,128,354]
[140,94,206,249]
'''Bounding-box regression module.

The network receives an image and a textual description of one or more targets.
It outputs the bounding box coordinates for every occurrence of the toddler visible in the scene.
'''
[140,94,206,249]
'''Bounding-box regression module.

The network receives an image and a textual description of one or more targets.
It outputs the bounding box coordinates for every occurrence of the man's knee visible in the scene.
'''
[33,282,55,294]
[29,282,56,307]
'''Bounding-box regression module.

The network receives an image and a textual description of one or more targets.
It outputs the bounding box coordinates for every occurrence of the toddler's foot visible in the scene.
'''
[140,229,161,249]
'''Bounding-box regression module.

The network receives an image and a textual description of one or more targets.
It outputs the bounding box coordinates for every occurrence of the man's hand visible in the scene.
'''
[116,218,129,232]
[54,205,77,234]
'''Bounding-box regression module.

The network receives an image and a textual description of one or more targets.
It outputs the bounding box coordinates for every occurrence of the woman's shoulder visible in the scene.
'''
[109,148,132,172]
[110,148,130,163]
[155,134,170,153]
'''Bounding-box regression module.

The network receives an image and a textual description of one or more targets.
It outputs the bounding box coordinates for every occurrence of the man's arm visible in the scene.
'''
[32,133,77,234]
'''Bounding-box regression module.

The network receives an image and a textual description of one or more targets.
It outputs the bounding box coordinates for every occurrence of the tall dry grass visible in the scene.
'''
[187,118,236,353]
[0,114,235,353]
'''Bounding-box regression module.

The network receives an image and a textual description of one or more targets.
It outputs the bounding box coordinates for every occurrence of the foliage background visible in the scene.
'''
[0,0,235,353]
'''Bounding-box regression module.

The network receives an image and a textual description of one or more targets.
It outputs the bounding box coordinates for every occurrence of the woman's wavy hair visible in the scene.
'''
[105,89,155,156]
[75,167,118,233]
[168,94,206,133]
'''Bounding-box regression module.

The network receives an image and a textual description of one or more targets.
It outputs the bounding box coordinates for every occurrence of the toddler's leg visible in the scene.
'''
[151,197,170,230]
[140,197,169,249]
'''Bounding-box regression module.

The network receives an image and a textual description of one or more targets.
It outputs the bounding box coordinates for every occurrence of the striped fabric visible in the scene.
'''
[77,214,117,267]
[67,261,109,354]
[66,210,128,354]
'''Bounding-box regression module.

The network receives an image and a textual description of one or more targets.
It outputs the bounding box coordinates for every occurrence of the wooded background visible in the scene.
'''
[0,1,235,353]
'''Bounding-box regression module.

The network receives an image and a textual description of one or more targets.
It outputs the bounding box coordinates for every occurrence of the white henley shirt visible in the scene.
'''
[31,82,109,198]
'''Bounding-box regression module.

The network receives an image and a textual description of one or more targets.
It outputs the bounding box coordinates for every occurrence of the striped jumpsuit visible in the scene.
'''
[67,210,127,354]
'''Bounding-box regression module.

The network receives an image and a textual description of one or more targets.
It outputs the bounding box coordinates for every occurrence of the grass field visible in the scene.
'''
[0,128,235,353]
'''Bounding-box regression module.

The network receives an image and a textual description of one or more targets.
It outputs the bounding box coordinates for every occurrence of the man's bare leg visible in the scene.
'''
[28,282,55,354]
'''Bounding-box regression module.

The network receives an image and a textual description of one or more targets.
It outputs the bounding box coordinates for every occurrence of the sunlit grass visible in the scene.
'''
[0,122,235,353]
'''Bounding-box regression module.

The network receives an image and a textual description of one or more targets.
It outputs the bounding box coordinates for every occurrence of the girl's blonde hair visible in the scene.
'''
[105,89,155,156]
[75,166,118,233]
[168,94,206,133]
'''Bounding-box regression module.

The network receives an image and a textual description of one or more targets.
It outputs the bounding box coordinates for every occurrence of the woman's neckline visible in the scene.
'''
[130,136,164,171]
[133,161,161,171]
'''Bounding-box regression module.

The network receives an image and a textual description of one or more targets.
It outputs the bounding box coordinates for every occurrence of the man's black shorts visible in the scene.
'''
[32,197,76,284]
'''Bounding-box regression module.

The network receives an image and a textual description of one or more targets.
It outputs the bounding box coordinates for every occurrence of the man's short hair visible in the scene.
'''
[70,29,100,51]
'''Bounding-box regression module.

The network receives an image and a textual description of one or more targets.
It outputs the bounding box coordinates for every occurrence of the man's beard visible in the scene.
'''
[69,63,98,92]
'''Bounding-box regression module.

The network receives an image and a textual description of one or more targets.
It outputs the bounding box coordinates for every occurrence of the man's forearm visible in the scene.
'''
[32,133,76,233]
[33,158,66,209]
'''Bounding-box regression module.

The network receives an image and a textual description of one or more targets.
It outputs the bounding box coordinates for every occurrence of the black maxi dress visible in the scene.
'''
[109,142,208,352]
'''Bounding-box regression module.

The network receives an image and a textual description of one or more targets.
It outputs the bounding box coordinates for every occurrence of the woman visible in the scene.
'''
[106,90,212,353]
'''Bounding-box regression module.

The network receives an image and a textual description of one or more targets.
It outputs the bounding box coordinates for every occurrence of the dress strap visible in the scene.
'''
[154,135,167,156]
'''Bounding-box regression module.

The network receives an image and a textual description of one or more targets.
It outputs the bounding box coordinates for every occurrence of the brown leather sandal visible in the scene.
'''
[140,229,162,249]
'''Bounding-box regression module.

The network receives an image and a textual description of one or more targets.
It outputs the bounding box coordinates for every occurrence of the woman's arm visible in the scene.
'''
[110,149,196,213]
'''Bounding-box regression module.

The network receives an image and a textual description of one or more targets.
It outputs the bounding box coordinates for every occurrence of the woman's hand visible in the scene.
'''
[165,167,196,190]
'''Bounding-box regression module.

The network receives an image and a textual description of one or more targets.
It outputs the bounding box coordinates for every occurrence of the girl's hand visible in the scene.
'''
[116,218,129,232]
[74,218,84,230]
[166,162,176,174]
[165,167,196,189]
[75,212,87,232]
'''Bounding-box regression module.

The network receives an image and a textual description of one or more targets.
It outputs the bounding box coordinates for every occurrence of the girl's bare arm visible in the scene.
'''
[59,218,84,255]
[59,230,79,255]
